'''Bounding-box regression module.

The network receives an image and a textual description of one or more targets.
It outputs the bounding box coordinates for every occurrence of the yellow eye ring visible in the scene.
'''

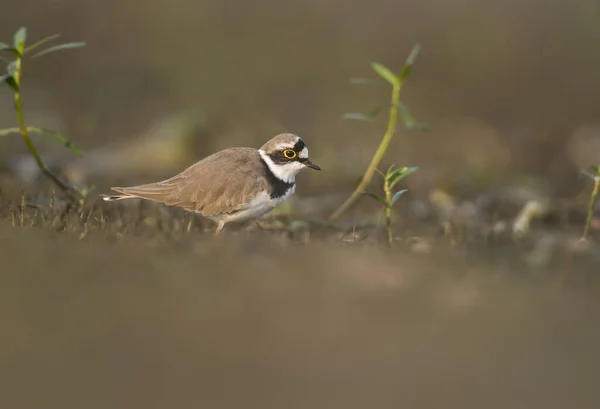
[283,149,297,159]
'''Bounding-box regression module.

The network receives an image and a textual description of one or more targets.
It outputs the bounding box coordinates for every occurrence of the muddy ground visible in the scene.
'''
[1,180,599,409]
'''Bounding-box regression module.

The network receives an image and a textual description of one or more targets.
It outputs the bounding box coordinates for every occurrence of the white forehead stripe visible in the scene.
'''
[298,147,308,159]
[274,143,294,151]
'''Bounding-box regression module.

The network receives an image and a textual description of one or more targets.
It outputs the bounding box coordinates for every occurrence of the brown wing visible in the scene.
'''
[108,148,269,216]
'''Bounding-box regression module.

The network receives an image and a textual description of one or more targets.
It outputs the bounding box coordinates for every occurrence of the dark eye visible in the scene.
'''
[283,149,297,159]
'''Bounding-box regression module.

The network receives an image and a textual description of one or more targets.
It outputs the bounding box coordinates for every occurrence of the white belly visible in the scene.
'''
[209,185,296,223]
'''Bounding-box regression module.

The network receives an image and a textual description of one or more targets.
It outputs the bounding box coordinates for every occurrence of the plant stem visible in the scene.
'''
[12,55,79,200]
[329,82,401,222]
[582,178,599,240]
[384,179,393,246]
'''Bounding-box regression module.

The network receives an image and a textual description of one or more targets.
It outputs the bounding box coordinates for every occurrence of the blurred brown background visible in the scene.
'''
[2,0,600,198]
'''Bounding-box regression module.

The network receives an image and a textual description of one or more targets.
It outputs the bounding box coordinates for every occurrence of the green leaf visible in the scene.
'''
[388,166,419,188]
[0,127,18,136]
[399,103,417,128]
[387,169,405,187]
[398,43,421,82]
[385,163,396,179]
[361,191,387,206]
[374,167,386,179]
[367,105,385,120]
[13,27,27,51]
[0,43,20,57]
[342,105,385,122]
[31,42,86,59]
[390,189,408,207]
[371,62,399,86]
[581,168,597,180]
[398,103,429,131]
[349,77,385,86]
[1,74,18,91]
[7,60,17,76]
[0,126,82,156]
[342,113,376,122]
[23,34,60,54]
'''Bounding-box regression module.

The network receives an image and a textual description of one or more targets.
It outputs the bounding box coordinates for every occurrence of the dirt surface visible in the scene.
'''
[1,186,600,409]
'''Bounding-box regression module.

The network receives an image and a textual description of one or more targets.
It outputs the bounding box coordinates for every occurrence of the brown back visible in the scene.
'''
[110,148,270,216]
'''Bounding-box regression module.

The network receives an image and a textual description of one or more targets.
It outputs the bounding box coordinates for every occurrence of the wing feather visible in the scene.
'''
[107,148,269,216]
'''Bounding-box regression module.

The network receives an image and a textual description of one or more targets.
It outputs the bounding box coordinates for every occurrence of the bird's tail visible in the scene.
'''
[101,192,136,202]
[101,184,177,203]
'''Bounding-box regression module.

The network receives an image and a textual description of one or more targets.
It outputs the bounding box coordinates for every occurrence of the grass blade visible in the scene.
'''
[371,62,399,86]
[31,42,86,59]
[23,34,60,54]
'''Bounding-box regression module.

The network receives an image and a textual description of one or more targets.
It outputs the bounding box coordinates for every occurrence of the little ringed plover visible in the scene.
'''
[102,133,320,234]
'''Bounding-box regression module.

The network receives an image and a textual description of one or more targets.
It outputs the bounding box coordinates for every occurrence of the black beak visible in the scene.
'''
[303,159,321,171]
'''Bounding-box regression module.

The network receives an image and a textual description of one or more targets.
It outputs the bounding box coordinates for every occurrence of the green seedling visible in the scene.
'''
[580,165,600,240]
[1,26,86,200]
[329,44,427,222]
[363,164,418,246]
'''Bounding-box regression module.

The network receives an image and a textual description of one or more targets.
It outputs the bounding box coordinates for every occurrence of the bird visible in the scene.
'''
[101,133,321,235]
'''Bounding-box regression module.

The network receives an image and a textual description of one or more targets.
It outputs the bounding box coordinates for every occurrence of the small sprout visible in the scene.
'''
[363,164,418,246]
[580,165,600,241]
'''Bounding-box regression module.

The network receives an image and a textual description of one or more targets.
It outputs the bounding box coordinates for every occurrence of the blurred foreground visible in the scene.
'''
[1,190,600,408]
